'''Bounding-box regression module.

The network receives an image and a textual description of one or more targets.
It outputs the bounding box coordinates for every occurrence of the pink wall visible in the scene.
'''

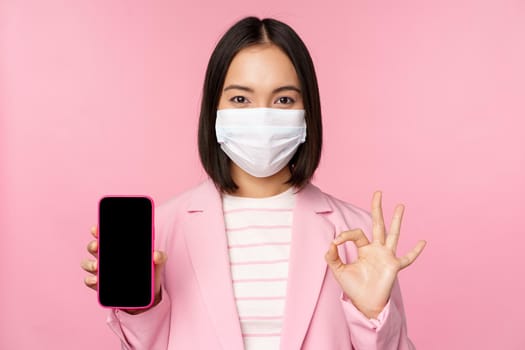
[2,0,524,349]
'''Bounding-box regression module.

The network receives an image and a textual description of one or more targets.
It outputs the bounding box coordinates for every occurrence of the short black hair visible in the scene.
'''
[198,16,322,193]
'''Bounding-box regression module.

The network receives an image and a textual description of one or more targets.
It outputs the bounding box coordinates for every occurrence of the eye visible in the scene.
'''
[275,96,295,104]
[230,96,249,104]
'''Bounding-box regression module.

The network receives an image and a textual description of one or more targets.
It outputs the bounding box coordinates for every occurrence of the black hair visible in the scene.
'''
[198,16,322,193]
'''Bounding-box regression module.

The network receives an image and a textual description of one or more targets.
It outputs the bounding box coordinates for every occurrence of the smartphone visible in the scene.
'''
[98,196,154,309]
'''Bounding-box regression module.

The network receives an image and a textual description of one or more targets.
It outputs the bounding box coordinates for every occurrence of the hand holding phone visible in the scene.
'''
[81,224,168,313]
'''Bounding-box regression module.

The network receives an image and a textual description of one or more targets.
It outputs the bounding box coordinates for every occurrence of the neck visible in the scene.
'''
[230,164,293,198]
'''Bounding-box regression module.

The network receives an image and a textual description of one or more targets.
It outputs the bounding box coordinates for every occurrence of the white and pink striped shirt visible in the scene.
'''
[221,186,296,350]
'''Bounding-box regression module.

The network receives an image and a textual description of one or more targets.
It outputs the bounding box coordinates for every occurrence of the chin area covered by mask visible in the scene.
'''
[215,108,307,178]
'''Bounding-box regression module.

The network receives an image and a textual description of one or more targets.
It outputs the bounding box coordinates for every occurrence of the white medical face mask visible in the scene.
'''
[215,108,307,178]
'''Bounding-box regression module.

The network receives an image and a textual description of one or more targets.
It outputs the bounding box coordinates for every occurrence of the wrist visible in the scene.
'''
[121,289,162,315]
[360,307,382,319]
[343,293,384,319]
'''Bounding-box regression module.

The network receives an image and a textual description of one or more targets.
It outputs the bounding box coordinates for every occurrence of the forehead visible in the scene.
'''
[223,44,300,88]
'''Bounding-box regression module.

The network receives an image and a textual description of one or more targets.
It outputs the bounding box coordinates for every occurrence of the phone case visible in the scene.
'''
[97,195,155,310]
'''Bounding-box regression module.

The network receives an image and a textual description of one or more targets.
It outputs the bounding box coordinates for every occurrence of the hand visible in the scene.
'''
[325,191,426,319]
[80,225,168,314]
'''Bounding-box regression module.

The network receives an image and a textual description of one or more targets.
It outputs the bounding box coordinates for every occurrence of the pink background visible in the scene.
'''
[2,0,524,349]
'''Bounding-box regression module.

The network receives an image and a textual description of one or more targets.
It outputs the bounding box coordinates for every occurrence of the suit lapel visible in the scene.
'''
[183,180,244,350]
[279,183,335,349]
[182,180,335,350]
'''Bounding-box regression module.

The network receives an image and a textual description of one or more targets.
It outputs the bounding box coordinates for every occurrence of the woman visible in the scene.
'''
[81,16,426,349]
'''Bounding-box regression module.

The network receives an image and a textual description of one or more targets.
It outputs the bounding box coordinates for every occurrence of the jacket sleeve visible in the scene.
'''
[340,277,416,349]
[106,284,171,350]
[105,199,175,349]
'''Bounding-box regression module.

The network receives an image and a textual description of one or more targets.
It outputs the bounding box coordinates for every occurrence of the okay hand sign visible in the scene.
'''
[325,191,426,319]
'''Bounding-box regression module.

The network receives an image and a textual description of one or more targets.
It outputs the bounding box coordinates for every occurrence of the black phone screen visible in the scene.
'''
[98,196,154,308]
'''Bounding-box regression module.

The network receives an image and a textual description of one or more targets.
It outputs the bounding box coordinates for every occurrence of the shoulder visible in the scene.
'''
[151,180,219,248]
[153,180,216,230]
[304,183,374,238]
[155,180,214,216]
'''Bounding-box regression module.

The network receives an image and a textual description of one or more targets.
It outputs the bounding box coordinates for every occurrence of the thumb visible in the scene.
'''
[153,250,168,266]
[325,242,343,270]
[153,251,167,299]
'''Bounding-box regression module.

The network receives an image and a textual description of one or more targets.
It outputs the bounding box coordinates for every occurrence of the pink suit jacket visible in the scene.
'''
[107,179,416,349]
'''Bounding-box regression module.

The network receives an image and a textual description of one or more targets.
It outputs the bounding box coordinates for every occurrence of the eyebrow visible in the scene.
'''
[223,84,302,94]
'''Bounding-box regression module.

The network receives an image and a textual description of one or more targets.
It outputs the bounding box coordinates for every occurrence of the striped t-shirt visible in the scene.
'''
[221,186,296,350]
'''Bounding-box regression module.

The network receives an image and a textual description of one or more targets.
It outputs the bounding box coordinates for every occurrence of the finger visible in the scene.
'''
[91,225,98,238]
[399,240,427,269]
[153,251,168,266]
[371,191,386,244]
[325,242,344,271]
[80,258,98,274]
[333,229,370,248]
[153,251,167,296]
[84,275,98,291]
[386,204,404,252]
[87,240,98,257]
